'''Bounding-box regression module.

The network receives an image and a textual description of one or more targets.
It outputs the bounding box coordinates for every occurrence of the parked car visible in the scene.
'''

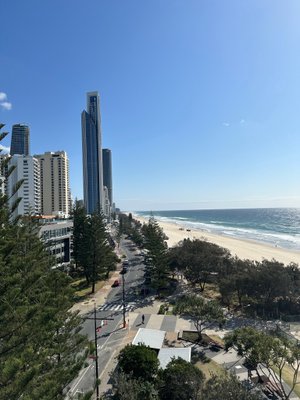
[122,260,129,267]
[111,280,120,287]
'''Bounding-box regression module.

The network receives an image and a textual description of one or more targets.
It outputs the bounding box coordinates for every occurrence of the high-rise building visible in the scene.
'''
[7,155,41,219]
[0,154,9,196]
[103,186,110,218]
[35,151,71,217]
[10,124,30,156]
[102,148,113,207]
[81,91,104,214]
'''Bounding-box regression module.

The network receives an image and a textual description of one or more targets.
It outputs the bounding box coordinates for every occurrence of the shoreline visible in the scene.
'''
[134,215,300,265]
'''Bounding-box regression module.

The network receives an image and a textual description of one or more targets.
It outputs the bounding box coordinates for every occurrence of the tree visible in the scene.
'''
[72,199,90,282]
[169,239,230,291]
[142,217,169,291]
[0,124,87,399]
[111,371,158,400]
[200,374,263,400]
[174,295,224,340]
[158,358,204,400]
[85,208,118,293]
[117,344,159,382]
[225,327,300,400]
[73,203,118,291]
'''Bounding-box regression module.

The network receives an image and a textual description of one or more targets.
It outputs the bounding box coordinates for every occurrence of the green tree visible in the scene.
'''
[174,295,224,340]
[158,358,204,400]
[225,327,300,399]
[0,124,87,399]
[111,371,158,400]
[200,374,263,400]
[142,217,169,291]
[118,344,159,382]
[72,199,90,282]
[85,208,118,293]
[169,239,230,291]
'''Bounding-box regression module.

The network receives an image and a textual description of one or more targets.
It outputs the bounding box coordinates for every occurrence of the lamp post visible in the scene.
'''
[122,272,126,328]
[85,305,114,399]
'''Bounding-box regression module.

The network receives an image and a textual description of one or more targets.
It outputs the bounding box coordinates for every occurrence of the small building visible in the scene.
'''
[158,347,192,369]
[132,328,166,351]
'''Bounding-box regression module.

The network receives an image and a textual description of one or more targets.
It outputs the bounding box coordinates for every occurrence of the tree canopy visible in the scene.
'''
[158,358,204,400]
[0,124,87,399]
[225,327,300,399]
[174,294,224,339]
[117,344,159,382]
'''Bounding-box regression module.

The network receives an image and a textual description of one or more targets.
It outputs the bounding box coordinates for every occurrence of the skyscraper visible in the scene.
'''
[35,151,71,217]
[102,148,113,206]
[81,92,104,214]
[7,155,41,219]
[10,124,30,156]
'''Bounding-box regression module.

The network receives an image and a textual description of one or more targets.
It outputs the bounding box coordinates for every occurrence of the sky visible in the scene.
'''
[1,0,300,211]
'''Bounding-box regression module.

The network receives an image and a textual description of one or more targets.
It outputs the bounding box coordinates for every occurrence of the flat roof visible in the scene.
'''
[132,328,166,350]
[158,347,192,369]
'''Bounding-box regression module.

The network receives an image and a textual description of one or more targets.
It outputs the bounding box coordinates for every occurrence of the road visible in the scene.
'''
[66,239,146,399]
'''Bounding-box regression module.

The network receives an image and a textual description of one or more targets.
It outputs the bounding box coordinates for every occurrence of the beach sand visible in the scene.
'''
[134,215,300,265]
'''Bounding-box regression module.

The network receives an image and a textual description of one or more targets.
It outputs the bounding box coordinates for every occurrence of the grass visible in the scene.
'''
[272,365,300,398]
[202,283,221,300]
[195,358,226,380]
[71,278,107,301]
[208,334,225,347]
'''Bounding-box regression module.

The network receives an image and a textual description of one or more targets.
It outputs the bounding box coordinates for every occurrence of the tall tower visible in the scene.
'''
[81,92,103,214]
[102,148,113,206]
[35,151,71,217]
[7,155,41,219]
[10,124,30,156]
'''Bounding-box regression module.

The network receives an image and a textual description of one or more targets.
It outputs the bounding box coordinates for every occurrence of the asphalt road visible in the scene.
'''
[66,239,146,399]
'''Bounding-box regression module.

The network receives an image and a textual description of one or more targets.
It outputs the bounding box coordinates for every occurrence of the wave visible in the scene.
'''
[153,215,300,250]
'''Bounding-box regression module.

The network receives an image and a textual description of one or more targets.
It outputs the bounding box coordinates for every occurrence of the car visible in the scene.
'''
[111,280,120,287]
[122,260,129,267]
[120,267,127,274]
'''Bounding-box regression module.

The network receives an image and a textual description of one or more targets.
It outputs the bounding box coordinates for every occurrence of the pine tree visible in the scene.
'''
[0,124,87,399]
[142,217,169,291]
[85,208,118,293]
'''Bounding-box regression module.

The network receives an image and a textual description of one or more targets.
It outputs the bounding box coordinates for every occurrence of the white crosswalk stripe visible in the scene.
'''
[98,302,135,312]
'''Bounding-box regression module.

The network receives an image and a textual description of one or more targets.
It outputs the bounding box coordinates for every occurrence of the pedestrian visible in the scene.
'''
[142,314,145,324]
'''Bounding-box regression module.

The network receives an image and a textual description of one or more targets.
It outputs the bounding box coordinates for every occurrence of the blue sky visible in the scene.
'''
[1,0,300,211]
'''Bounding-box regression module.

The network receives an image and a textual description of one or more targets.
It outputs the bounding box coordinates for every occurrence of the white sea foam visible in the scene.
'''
[153,215,300,250]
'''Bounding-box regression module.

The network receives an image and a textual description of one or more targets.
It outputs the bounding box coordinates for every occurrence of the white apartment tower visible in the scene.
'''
[35,151,71,217]
[7,155,41,219]
[0,153,9,196]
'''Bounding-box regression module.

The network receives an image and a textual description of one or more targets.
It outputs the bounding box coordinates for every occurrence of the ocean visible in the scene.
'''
[136,208,300,251]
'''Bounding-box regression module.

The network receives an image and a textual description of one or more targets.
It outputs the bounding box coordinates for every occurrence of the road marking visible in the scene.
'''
[69,364,92,394]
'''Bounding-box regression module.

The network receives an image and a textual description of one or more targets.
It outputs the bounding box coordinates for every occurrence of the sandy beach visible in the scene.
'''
[134,215,300,265]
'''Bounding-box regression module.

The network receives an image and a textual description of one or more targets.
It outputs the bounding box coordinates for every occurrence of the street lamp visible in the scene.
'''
[84,305,114,399]
[122,272,126,328]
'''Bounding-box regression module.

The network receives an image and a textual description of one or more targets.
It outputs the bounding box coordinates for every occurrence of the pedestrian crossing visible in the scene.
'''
[98,302,136,312]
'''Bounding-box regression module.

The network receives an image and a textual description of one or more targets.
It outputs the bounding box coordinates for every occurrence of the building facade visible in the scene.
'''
[35,151,71,217]
[39,219,73,266]
[10,124,30,156]
[102,148,113,207]
[81,91,104,214]
[0,154,9,196]
[7,155,41,219]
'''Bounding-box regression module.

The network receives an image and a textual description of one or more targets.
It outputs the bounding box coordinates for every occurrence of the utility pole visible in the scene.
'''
[85,305,114,400]
[93,305,100,400]
[122,273,126,328]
